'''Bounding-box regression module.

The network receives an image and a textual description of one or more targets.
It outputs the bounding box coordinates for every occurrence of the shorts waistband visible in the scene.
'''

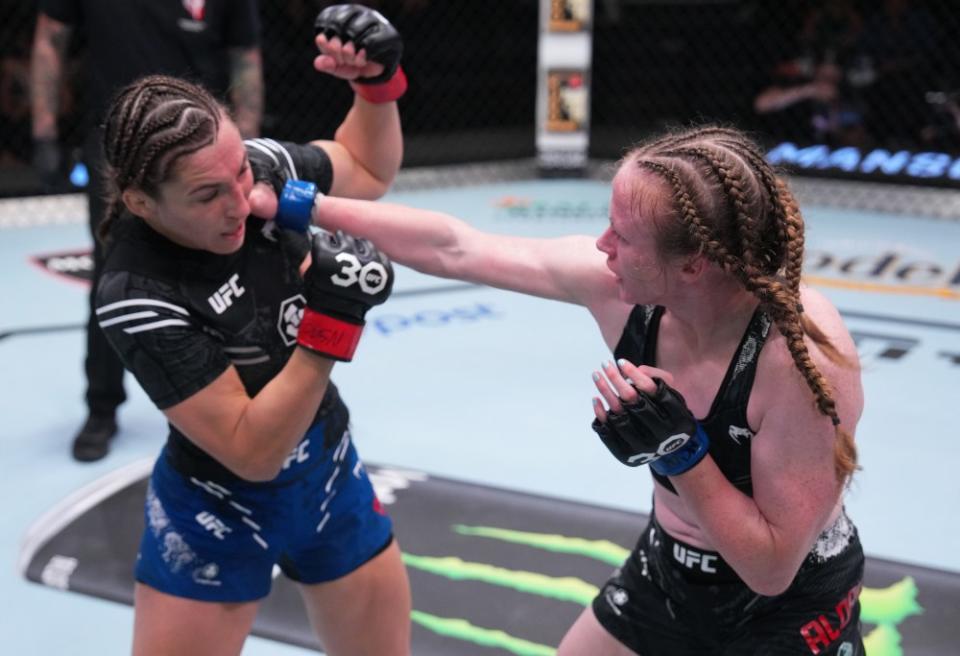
[648,514,740,584]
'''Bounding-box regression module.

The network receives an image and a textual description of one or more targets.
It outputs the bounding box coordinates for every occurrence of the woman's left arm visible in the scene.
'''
[315,94,401,199]
[308,7,404,199]
[670,340,862,595]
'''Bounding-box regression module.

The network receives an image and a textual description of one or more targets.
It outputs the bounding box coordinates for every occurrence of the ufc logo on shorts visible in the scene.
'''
[195,511,232,540]
[282,438,310,470]
[208,274,245,314]
[672,544,718,573]
[331,254,388,294]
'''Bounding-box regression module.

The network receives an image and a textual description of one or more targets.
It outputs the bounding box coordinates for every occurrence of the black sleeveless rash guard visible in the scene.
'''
[96,141,338,483]
[612,305,772,496]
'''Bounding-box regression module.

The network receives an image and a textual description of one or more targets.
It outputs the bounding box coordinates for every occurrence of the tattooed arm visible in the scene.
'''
[30,13,72,140]
[228,46,264,139]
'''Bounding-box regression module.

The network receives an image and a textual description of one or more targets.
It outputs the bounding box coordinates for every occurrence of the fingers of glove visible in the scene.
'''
[311,228,343,254]
[316,6,393,55]
[650,379,696,424]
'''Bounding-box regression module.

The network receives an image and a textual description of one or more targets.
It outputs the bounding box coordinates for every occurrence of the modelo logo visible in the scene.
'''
[805,249,960,297]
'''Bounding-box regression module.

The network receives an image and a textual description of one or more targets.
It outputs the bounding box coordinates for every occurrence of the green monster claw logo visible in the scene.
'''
[401,525,924,656]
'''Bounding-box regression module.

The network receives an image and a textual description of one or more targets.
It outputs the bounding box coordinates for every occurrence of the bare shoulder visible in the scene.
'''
[751,285,863,431]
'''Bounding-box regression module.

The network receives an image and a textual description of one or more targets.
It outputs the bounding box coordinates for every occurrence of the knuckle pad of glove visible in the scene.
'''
[311,229,342,254]
[653,379,697,428]
[593,418,647,467]
[248,152,286,196]
[315,4,402,83]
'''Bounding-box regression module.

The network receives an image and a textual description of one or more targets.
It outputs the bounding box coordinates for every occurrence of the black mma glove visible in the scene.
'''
[247,142,323,233]
[33,137,62,191]
[592,378,710,476]
[298,229,393,361]
[247,141,288,198]
[315,4,406,102]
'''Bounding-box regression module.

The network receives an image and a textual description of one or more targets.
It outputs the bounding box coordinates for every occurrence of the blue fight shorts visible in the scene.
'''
[134,419,393,602]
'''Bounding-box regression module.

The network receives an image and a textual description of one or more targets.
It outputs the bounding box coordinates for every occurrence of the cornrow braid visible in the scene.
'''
[629,125,857,482]
[97,75,223,242]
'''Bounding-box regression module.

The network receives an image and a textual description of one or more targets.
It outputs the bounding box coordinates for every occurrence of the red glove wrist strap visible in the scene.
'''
[351,67,407,104]
[297,308,363,361]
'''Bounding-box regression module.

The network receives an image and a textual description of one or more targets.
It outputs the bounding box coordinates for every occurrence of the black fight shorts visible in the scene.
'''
[592,510,864,655]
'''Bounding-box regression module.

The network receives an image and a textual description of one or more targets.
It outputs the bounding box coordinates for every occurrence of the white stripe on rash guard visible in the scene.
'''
[99,310,159,327]
[123,318,190,334]
[245,138,298,180]
[96,298,189,316]
[260,138,298,180]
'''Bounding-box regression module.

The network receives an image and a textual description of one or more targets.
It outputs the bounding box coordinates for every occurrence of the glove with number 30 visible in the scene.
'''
[298,229,393,361]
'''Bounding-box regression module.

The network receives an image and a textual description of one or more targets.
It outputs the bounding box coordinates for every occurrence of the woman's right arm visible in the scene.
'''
[315,196,620,311]
[163,350,333,482]
[99,232,391,482]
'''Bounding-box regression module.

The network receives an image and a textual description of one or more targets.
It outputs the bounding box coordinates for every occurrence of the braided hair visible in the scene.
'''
[622,125,858,483]
[97,75,223,241]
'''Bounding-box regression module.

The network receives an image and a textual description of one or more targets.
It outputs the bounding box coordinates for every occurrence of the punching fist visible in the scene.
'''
[314,4,406,102]
[247,140,288,198]
[247,144,327,231]
[297,229,394,361]
[592,364,709,476]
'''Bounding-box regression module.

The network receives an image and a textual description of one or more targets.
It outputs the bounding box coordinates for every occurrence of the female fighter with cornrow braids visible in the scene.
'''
[278,124,866,655]
[94,6,413,655]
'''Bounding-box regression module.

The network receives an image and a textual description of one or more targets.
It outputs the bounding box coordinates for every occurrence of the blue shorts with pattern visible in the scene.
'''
[134,418,393,602]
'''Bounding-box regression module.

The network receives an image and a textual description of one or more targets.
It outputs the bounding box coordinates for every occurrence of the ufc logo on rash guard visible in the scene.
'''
[208,274,245,314]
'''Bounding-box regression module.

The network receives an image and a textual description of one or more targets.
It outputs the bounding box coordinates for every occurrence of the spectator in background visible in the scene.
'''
[753,0,867,147]
[30,0,264,462]
[0,1,40,169]
[854,0,939,149]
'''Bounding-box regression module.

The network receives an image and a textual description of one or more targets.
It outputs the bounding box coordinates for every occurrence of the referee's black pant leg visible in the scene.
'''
[83,129,126,417]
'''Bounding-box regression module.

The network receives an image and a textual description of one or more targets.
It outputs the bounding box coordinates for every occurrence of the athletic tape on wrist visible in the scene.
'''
[276,179,318,232]
[351,67,407,104]
[297,308,364,361]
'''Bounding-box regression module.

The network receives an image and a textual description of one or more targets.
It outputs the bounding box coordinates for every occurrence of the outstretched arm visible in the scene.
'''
[315,196,621,311]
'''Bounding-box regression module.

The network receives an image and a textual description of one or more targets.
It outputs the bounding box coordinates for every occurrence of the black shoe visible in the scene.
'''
[71,414,118,462]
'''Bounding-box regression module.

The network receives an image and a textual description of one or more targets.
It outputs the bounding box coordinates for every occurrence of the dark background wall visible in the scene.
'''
[2,0,959,196]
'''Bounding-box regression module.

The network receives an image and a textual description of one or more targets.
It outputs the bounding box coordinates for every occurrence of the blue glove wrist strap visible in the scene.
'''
[276,179,318,232]
[650,423,710,477]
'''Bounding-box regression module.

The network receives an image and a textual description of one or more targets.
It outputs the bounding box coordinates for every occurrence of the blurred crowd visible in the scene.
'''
[2,0,959,195]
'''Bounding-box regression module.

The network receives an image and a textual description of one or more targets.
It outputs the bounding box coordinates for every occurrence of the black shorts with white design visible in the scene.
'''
[592,511,864,655]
